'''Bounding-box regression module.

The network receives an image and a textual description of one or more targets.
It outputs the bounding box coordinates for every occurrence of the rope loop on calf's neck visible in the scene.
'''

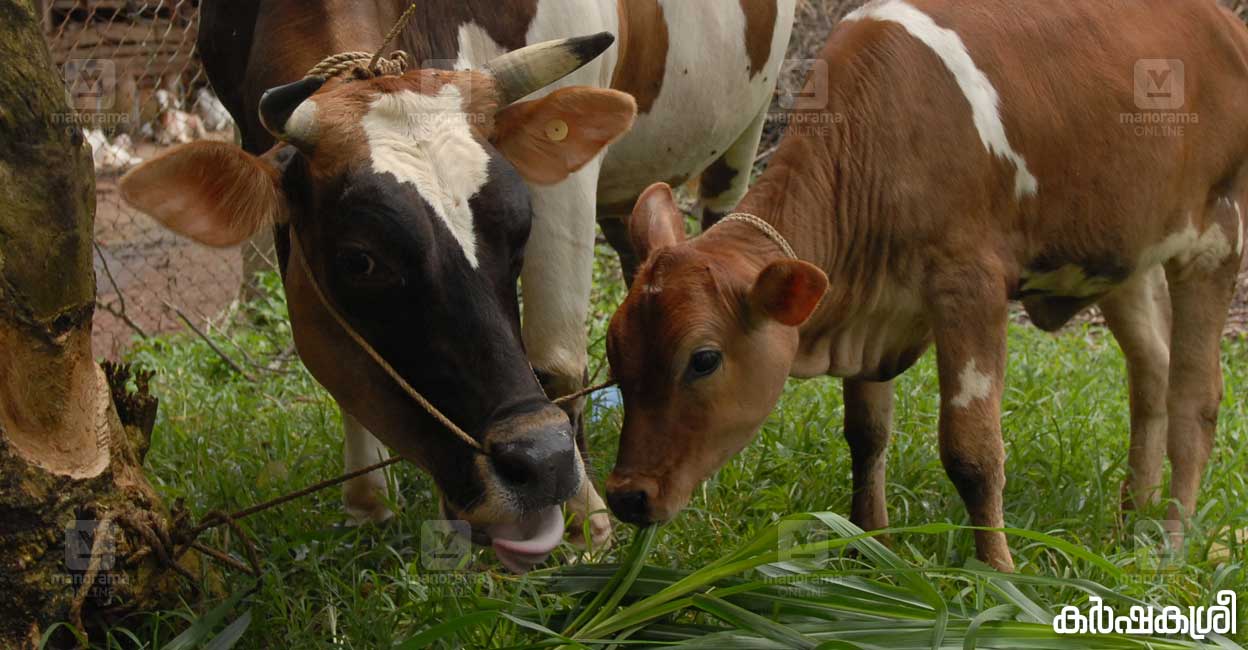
[714,213,798,260]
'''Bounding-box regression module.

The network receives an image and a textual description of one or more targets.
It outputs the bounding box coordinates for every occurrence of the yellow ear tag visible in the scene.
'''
[545,119,569,142]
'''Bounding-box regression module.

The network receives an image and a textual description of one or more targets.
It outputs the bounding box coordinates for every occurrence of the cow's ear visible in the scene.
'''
[120,142,285,248]
[749,260,829,327]
[628,182,686,262]
[492,87,637,185]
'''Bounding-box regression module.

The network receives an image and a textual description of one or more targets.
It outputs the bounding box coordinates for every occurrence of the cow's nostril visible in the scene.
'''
[493,446,533,486]
[607,490,651,526]
[490,432,578,507]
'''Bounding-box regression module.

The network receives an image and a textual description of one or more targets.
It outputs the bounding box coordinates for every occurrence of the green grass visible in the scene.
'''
[73,250,1247,649]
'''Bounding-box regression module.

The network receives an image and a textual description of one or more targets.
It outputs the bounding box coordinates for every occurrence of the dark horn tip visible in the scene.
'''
[259,76,326,134]
[568,31,616,63]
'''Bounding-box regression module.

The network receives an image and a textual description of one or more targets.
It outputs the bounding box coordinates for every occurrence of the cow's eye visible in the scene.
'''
[336,246,400,289]
[338,249,376,277]
[687,349,723,379]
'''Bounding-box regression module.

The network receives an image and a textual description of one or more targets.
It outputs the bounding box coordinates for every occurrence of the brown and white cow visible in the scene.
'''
[604,0,1248,572]
[120,0,795,571]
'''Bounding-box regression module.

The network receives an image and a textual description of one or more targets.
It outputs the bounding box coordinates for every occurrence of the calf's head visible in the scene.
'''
[605,184,828,525]
[121,35,636,566]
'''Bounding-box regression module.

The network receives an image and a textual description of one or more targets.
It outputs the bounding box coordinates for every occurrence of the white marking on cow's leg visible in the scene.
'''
[951,359,994,409]
[566,445,612,549]
[845,0,1038,198]
[362,86,489,268]
[1100,267,1171,510]
[342,411,399,524]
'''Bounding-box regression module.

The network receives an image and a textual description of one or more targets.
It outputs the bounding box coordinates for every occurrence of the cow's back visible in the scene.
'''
[597,0,797,207]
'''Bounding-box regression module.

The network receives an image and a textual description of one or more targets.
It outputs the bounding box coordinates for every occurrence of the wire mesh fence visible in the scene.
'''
[45,0,244,360]
[39,0,1248,362]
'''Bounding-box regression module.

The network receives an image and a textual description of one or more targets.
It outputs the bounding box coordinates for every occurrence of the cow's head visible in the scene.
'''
[604,184,827,525]
[121,35,636,568]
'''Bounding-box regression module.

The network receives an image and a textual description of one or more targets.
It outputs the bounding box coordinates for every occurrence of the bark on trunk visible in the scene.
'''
[0,1,182,646]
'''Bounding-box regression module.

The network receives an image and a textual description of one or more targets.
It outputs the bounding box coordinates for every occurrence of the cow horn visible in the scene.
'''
[259,76,325,146]
[484,32,616,105]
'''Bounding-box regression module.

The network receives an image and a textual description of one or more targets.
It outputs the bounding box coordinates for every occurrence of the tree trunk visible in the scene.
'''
[0,1,179,646]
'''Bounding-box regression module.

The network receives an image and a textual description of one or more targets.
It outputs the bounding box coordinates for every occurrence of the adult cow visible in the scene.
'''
[604,0,1247,572]
[120,0,796,571]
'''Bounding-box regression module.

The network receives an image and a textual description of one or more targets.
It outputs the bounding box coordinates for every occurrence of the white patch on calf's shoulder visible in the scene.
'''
[845,0,1038,199]
[951,359,994,409]
[362,86,488,268]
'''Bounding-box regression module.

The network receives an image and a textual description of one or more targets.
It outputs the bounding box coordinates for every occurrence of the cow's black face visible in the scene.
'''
[269,86,586,560]
[291,147,581,514]
[120,39,637,570]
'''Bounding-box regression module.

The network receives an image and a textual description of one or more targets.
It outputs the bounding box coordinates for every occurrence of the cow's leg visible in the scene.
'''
[842,378,894,531]
[697,103,770,230]
[930,274,1013,571]
[1099,267,1171,511]
[599,205,641,286]
[1162,201,1241,544]
[342,410,399,524]
[522,162,612,545]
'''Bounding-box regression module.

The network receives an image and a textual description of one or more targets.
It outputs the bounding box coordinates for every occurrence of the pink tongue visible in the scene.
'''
[489,506,565,573]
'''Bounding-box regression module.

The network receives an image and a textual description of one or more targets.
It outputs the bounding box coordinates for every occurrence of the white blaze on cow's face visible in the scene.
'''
[361,85,490,268]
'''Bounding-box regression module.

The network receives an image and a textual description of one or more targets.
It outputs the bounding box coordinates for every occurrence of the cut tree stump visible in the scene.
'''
[0,0,197,646]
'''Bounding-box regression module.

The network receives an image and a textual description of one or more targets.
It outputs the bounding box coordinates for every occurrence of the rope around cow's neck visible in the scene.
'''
[713,213,798,260]
[304,1,419,81]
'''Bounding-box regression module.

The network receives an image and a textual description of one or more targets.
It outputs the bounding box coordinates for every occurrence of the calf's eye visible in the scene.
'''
[688,349,723,379]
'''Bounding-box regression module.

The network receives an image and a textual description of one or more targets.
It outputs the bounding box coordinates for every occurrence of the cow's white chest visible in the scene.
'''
[361,86,488,268]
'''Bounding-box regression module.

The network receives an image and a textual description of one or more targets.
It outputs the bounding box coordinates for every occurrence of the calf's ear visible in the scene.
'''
[628,182,686,261]
[120,141,285,248]
[492,87,637,185]
[749,260,829,327]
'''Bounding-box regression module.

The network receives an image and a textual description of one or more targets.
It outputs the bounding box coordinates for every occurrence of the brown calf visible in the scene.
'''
[604,0,1248,572]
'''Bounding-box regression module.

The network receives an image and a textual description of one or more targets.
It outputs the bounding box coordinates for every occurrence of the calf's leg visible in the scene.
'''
[842,379,894,531]
[929,274,1013,571]
[1162,199,1242,544]
[1099,267,1171,511]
